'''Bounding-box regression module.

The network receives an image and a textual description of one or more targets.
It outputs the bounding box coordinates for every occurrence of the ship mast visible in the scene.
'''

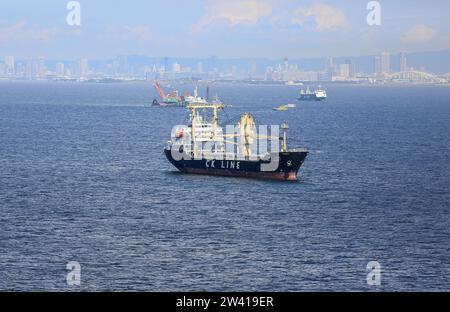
[281,123,288,152]
[187,103,224,155]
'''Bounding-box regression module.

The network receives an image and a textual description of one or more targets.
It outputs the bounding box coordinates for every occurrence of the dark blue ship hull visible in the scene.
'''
[164,148,308,181]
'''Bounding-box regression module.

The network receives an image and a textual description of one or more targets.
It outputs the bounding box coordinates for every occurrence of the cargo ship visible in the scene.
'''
[298,86,327,101]
[164,103,308,181]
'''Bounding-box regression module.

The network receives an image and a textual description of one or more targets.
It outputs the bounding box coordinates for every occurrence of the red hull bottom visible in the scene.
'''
[182,168,298,181]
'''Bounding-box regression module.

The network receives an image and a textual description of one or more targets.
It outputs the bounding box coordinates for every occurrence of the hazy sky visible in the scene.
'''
[1,0,449,59]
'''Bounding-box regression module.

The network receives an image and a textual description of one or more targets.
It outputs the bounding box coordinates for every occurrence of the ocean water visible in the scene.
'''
[0,81,449,291]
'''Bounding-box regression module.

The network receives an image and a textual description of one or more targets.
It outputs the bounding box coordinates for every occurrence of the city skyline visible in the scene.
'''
[1,1,450,60]
[1,49,449,84]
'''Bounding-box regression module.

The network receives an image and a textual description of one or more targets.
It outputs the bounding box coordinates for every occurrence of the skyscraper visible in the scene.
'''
[374,55,381,76]
[339,63,350,78]
[172,62,181,73]
[345,59,356,78]
[265,66,274,81]
[197,62,203,74]
[381,52,390,75]
[37,58,46,78]
[25,59,33,80]
[117,56,129,76]
[78,58,89,78]
[5,56,15,76]
[283,57,289,72]
[56,62,65,77]
[328,57,335,81]
[375,52,390,76]
[400,52,408,72]
[15,62,25,79]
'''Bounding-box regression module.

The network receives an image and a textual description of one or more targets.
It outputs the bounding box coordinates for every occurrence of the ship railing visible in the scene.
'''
[193,151,273,161]
[288,148,309,153]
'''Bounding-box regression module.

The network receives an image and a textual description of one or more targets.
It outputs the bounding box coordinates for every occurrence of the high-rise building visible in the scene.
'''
[374,55,381,76]
[344,59,356,78]
[25,59,33,80]
[172,62,181,73]
[400,52,408,72]
[15,62,25,78]
[283,57,289,72]
[37,58,46,78]
[265,66,274,81]
[197,62,203,73]
[381,52,390,74]
[374,52,390,76]
[339,63,350,78]
[326,57,334,81]
[56,62,65,77]
[5,56,15,75]
[117,56,129,76]
[78,58,89,78]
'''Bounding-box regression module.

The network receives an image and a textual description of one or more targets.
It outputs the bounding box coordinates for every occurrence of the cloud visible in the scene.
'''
[0,22,60,42]
[291,3,349,31]
[402,24,436,44]
[191,0,275,32]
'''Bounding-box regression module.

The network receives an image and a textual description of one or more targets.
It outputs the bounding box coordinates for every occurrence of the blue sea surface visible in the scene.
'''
[0,81,449,291]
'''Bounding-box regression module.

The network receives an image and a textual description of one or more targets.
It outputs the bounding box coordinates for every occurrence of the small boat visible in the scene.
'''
[273,105,289,111]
